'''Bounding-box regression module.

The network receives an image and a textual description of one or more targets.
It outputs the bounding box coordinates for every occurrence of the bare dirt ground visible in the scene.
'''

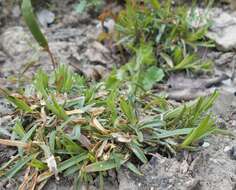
[1,1,236,190]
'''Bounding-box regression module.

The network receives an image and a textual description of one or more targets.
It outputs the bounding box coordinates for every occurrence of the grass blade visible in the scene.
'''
[129,142,148,164]
[21,0,57,68]
[21,0,48,48]
[126,162,143,176]
[5,154,34,178]
[84,159,124,173]
[58,153,88,172]
[0,88,32,112]
[181,115,216,148]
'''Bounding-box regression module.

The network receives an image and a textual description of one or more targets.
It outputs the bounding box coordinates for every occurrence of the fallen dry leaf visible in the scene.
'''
[65,109,84,115]
[89,107,105,116]
[46,155,59,181]
[90,117,110,134]
[0,139,29,148]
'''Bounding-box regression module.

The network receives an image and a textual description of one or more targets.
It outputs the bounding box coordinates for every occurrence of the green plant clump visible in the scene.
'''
[0,65,219,189]
[116,0,214,72]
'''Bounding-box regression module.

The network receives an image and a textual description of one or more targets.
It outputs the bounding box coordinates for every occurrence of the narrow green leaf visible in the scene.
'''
[34,69,49,97]
[58,153,88,172]
[156,24,166,44]
[12,120,25,139]
[71,126,81,140]
[19,125,37,157]
[0,88,32,112]
[21,0,48,48]
[129,143,148,164]
[153,128,194,139]
[84,159,123,173]
[5,154,34,178]
[49,130,56,153]
[22,125,37,142]
[160,53,174,68]
[126,162,143,176]
[46,95,68,120]
[173,54,196,70]
[136,130,144,142]
[61,134,86,154]
[172,46,183,64]
[120,98,137,124]
[181,115,216,148]
[63,165,80,177]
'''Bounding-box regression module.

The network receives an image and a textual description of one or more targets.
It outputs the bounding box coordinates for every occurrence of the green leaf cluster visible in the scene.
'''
[0,65,219,189]
[116,0,214,72]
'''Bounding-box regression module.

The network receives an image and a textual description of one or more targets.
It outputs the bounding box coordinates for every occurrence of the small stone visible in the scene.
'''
[0,26,32,57]
[224,146,231,153]
[37,9,55,27]
[202,142,210,148]
[207,11,236,51]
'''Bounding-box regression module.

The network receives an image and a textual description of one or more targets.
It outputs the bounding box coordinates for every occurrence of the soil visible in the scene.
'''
[0,1,236,190]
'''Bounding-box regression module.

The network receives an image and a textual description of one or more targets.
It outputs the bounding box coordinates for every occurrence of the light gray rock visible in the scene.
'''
[1,26,34,58]
[212,88,236,117]
[188,7,236,50]
[37,9,55,27]
[207,10,236,51]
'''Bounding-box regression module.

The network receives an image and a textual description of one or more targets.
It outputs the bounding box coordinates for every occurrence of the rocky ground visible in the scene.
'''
[1,1,236,190]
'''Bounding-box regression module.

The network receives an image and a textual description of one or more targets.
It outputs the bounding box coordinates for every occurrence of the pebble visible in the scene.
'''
[37,9,55,27]
[224,146,231,152]
[202,142,210,148]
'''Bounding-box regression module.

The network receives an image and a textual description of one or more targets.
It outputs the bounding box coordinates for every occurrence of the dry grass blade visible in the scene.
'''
[90,117,110,134]
[37,171,53,183]
[65,109,84,115]
[89,107,106,116]
[0,139,29,148]
[19,166,31,190]
[46,155,59,180]
[96,140,108,158]
[29,171,38,190]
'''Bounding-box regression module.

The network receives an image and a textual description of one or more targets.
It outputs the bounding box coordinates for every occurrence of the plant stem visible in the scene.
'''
[45,47,57,69]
